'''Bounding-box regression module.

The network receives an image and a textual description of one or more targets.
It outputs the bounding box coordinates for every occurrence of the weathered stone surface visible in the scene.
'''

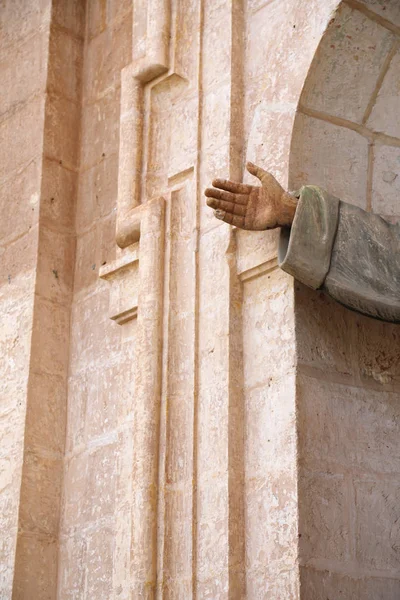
[2,0,400,598]
[301,3,394,123]
[298,375,400,475]
[367,49,400,139]
[359,0,400,27]
[291,113,369,207]
[355,479,400,571]
[372,144,400,217]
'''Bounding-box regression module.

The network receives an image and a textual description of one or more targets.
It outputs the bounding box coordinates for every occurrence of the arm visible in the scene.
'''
[205,162,297,230]
[205,163,400,323]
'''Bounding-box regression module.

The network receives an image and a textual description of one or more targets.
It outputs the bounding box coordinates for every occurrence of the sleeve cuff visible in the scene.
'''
[278,185,340,289]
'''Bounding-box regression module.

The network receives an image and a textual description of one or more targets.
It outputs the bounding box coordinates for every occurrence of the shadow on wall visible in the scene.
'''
[288,0,400,597]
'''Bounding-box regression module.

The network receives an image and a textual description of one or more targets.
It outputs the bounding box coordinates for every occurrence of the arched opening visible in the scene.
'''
[289,1,400,595]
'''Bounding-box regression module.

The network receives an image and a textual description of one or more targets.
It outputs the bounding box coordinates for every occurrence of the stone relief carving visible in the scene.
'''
[206,162,400,323]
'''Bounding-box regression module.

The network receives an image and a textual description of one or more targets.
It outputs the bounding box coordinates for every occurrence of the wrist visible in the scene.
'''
[278,191,298,227]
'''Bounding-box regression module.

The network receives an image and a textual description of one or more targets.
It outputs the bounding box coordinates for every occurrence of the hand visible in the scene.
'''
[205,162,297,230]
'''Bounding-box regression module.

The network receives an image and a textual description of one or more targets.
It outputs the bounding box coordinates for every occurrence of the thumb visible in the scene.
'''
[246,161,268,183]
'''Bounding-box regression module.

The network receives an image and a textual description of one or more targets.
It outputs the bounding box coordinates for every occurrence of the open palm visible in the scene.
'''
[205,162,296,230]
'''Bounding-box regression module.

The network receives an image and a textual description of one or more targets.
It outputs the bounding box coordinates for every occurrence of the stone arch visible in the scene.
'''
[290,0,400,214]
[288,1,400,596]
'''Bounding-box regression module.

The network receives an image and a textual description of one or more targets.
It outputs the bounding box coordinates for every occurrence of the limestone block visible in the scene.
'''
[84,443,118,522]
[86,0,107,40]
[0,526,17,598]
[99,245,139,326]
[245,375,296,479]
[295,283,356,375]
[18,452,62,535]
[0,96,45,182]
[80,89,120,170]
[163,488,193,580]
[84,364,125,440]
[107,0,132,25]
[367,49,400,139]
[196,476,229,579]
[66,373,88,453]
[76,154,118,233]
[84,13,132,103]
[236,229,279,278]
[48,27,83,103]
[85,525,114,598]
[12,533,57,600]
[196,576,228,600]
[299,568,359,599]
[98,211,118,267]
[372,144,400,217]
[43,94,80,168]
[202,2,232,91]
[41,158,76,233]
[25,372,66,455]
[30,297,70,377]
[247,0,340,110]
[245,474,299,599]
[246,103,296,187]
[168,96,198,179]
[358,0,400,27]
[57,534,87,600]
[36,226,75,304]
[298,375,400,475]
[246,571,299,600]
[354,313,400,388]
[163,579,192,600]
[359,576,400,599]
[0,0,51,50]
[355,479,400,571]
[0,31,48,117]
[173,0,199,82]
[69,289,120,373]
[52,0,85,38]
[73,227,98,293]
[299,471,349,562]
[0,158,41,245]
[202,85,231,160]
[300,4,394,123]
[290,113,369,207]
[301,566,400,600]
[62,453,89,535]
[0,228,38,286]
[247,2,300,105]
[243,268,295,389]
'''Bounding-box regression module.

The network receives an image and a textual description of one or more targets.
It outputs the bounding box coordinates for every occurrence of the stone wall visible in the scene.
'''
[290,2,400,597]
[1,0,399,598]
[0,1,51,595]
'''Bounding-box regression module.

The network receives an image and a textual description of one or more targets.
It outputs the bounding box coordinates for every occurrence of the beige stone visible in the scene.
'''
[358,0,400,27]
[355,479,400,571]
[48,27,83,103]
[2,0,400,598]
[367,49,400,138]
[291,113,369,207]
[372,144,400,216]
[80,89,120,169]
[40,158,76,233]
[301,3,394,123]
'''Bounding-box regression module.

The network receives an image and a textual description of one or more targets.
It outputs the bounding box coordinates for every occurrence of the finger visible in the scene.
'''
[212,178,252,195]
[246,161,267,182]
[206,197,246,216]
[214,210,245,228]
[205,187,236,203]
[205,187,248,206]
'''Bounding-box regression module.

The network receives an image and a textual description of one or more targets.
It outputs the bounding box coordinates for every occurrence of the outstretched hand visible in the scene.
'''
[205,162,297,230]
